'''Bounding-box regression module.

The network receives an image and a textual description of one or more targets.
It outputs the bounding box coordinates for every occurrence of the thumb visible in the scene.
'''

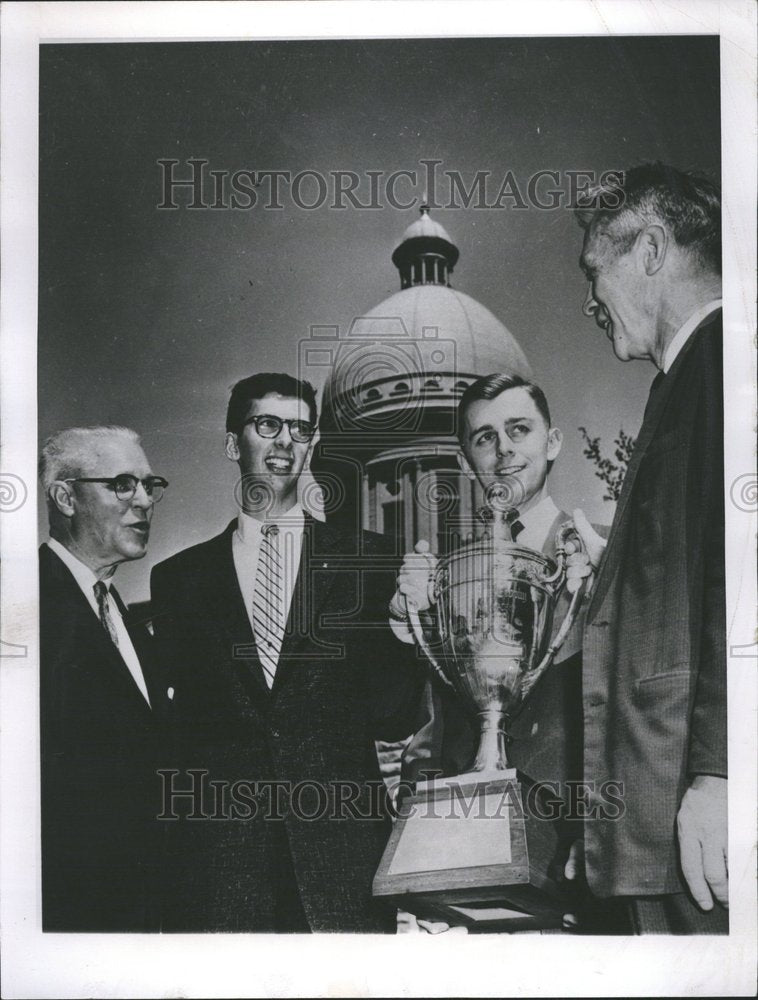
[571,508,605,568]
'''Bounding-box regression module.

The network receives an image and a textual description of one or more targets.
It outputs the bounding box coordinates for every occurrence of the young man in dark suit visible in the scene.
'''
[571,163,727,933]
[151,373,424,932]
[390,373,602,932]
[39,425,171,931]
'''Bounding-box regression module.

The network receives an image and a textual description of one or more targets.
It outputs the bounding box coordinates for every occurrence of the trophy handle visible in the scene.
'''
[522,521,594,697]
[404,597,456,691]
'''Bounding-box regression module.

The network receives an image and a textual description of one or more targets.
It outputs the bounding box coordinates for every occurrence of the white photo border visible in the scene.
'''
[1,2,755,997]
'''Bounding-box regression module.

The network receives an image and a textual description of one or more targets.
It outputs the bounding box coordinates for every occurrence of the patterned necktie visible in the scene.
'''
[93,580,119,647]
[252,524,285,688]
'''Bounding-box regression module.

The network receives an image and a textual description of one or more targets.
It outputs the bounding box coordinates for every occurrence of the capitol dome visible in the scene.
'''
[312,205,532,556]
[321,206,531,432]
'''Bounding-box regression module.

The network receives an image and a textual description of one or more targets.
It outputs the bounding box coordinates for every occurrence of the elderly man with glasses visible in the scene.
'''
[151,372,424,933]
[38,424,171,931]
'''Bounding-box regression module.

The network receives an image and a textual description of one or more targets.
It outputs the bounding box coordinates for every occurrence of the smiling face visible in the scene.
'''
[580,226,657,363]
[460,386,562,512]
[225,392,312,515]
[68,436,154,572]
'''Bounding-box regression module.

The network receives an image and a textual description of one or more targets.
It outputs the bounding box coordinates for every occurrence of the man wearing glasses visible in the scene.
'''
[38,425,171,931]
[151,372,424,933]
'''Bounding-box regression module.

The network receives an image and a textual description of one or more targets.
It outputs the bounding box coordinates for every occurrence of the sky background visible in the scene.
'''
[38,36,721,602]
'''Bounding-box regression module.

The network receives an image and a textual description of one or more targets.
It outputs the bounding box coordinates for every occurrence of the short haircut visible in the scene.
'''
[225,373,318,436]
[458,373,552,444]
[39,425,141,494]
[575,162,721,275]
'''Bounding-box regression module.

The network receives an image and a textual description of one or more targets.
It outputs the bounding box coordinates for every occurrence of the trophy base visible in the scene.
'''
[374,773,568,931]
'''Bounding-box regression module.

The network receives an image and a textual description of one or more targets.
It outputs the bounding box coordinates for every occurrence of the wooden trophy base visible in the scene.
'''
[373,770,567,931]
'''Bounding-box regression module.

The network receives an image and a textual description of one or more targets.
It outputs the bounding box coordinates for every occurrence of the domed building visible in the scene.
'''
[312,206,532,555]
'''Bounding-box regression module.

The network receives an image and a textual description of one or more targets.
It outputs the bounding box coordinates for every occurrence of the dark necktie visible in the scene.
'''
[505,508,525,541]
[93,580,119,647]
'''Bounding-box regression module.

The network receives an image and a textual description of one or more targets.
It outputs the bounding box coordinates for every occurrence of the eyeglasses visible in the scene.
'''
[63,474,169,503]
[242,414,316,443]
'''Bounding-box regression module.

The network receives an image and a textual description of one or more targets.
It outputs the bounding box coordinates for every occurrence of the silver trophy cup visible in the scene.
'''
[407,504,590,775]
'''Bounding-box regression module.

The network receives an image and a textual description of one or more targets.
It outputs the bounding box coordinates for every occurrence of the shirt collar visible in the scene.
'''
[518,494,559,544]
[235,504,305,545]
[47,537,106,596]
[663,299,722,374]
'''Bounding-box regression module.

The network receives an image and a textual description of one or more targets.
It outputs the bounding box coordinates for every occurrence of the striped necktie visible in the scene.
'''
[93,580,119,647]
[252,523,285,688]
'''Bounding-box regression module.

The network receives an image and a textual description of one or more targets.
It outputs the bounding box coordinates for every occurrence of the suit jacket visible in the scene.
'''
[582,314,726,898]
[150,514,425,932]
[39,543,171,931]
[401,508,590,789]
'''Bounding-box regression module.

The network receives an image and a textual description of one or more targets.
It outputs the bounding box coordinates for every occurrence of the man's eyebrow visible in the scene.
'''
[468,417,532,439]
[467,421,494,441]
[579,255,596,278]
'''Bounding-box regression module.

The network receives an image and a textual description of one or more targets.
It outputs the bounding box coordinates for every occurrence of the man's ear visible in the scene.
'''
[638,224,668,276]
[48,482,75,519]
[456,450,477,482]
[224,432,240,463]
[547,427,563,462]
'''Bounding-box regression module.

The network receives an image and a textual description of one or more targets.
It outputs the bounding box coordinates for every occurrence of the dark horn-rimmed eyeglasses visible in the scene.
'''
[62,474,169,503]
[242,414,316,443]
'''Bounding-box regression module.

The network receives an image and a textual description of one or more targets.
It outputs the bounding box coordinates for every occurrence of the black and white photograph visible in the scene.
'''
[1,2,756,997]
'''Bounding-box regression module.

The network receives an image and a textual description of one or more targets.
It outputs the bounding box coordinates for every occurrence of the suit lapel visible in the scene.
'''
[198,522,271,704]
[114,588,168,714]
[40,545,155,718]
[587,323,710,620]
[271,514,342,693]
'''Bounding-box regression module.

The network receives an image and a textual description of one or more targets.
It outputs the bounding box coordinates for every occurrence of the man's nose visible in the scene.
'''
[131,481,153,509]
[274,424,294,447]
[496,432,513,457]
[582,283,598,318]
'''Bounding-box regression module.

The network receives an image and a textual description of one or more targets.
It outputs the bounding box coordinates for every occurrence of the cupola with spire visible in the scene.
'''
[391,204,460,288]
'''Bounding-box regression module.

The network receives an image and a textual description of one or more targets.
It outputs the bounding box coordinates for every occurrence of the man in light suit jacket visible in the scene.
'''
[39,425,171,931]
[151,373,424,932]
[570,163,727,933]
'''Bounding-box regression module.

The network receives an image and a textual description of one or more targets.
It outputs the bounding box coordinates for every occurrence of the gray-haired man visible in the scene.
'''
[39,425,171,931]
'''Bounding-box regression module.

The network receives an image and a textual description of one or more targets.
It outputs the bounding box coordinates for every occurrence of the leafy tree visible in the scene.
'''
[578,426,636,502]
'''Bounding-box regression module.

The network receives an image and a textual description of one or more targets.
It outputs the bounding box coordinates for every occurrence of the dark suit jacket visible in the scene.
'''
[150,515,425,932]
[39,543,170,931]
[582,314,726,898]
[401,508,591,789]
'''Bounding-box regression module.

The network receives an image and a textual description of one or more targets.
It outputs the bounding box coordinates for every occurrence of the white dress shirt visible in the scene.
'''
[232,505,305,667]
[47,537,152,706]
[391,494,563,643]
[512,494,562,552]
[662,298,722,374]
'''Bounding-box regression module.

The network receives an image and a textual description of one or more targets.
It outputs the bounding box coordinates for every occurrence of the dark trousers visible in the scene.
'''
[629,893,729,935]
[271,824,311,933]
